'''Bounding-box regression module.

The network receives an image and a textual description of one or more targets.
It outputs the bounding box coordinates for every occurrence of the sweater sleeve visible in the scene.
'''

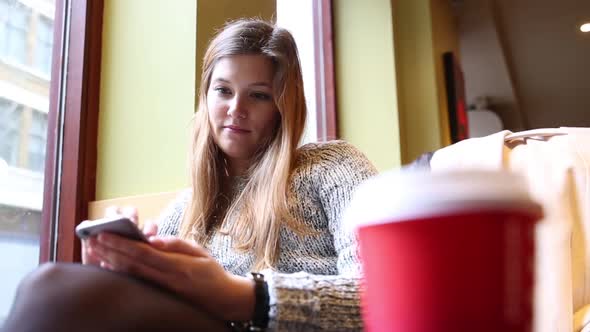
[263,141,378,331]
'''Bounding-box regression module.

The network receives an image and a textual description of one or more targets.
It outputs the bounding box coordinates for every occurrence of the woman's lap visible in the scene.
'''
[2,262,229,332]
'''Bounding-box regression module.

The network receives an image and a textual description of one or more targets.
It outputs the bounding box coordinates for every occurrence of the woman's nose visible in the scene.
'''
[227,95,247,119]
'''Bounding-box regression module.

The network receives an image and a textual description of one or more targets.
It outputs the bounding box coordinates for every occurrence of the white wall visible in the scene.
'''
[456,0,590,130]
[456,0,522,130]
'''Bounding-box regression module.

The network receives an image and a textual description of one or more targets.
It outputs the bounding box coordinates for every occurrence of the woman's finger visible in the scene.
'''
[149,237,208,257]
[94,243,177,291]
[103,206,138,224]
[82,238,101,265]
[104,206,121,218]
[121,206,138,224]
[85,246,101,262]
[97,233,150,258]
[143,220,158,237]
[100,261,115,270]
[96,233,191,272]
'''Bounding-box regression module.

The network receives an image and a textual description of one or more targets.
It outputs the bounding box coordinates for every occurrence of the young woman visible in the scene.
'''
[3,19,377,332]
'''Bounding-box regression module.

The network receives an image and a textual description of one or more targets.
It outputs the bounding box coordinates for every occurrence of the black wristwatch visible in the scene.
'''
[249,272,270,331]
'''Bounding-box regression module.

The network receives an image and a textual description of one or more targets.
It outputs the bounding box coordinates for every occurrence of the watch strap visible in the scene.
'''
[249,272,270,331]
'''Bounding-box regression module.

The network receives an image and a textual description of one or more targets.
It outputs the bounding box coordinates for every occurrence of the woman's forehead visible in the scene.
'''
[210,55,274,85]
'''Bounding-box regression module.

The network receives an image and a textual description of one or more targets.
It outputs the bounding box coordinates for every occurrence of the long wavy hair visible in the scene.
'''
[178,19,307,271]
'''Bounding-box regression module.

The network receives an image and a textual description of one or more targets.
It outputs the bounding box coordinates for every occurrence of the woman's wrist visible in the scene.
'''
[225,274,256,322]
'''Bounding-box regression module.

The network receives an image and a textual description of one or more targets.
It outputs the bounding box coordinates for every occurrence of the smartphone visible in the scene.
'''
[75,216,149,242]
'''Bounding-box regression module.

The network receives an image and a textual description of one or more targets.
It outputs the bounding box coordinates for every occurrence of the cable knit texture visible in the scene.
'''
[157,140,378,331]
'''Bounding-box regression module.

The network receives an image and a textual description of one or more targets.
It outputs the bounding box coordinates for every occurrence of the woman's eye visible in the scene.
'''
[251,92,271,101]
[214,87,231,95]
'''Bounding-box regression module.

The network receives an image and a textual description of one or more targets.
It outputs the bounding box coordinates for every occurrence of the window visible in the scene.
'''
[276,0,337,142]
[0,1,30,65]
[0,0,54,324]
[35,16,53,75]
[0,205,41,323]
[0,0,146,325]
[0,99,23,167]
[28,111,48,172]
[0,1,6,43]
[0,0,54,77]
[0,100,48,173]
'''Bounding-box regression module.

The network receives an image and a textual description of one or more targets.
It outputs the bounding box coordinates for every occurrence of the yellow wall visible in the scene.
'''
[97,0,197,200]
[392,0,458,164]
[333,0,401,171]
[333,0,458,169]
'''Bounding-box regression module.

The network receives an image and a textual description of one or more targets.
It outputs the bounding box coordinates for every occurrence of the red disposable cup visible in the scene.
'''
[344,170,542,332]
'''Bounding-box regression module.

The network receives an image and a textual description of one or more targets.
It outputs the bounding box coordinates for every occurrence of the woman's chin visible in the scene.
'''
[220,146,255,162]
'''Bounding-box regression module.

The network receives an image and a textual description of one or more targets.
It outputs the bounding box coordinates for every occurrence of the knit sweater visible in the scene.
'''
[157,140,378,331]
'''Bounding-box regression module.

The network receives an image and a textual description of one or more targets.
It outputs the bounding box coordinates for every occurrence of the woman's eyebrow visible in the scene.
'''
[211,78,271,88]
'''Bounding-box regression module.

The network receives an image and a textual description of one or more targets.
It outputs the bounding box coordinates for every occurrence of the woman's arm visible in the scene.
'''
[262,141,378,331]
[262,270,362,331]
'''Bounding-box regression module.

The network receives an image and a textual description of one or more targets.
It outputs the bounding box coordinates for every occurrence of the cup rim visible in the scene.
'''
[344,169,542,231]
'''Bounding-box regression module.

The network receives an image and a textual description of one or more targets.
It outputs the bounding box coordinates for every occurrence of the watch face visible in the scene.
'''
[250,272,264,281]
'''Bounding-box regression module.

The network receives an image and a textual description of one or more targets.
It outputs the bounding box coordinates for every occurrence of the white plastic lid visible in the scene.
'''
[343,169,542,231]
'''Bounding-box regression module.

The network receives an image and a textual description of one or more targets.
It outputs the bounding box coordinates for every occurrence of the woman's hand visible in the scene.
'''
[81,206,158,265]
[88,233,256,322]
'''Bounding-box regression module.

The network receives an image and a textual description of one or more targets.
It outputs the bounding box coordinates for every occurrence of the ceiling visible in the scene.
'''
[454,0,590,130]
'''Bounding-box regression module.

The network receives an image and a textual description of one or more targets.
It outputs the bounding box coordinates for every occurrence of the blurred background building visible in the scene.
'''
[0,0,54,322]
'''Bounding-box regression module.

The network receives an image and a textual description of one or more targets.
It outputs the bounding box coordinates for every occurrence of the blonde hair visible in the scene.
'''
[178,19,307,270]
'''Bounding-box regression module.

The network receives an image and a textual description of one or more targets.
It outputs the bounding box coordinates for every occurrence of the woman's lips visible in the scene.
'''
[224,125,250,133]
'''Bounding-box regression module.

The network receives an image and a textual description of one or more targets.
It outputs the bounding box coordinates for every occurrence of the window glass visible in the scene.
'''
[0,99,23,167]
[35,16,53,75]
[0,2,8,41]
[28,111,48,172]
[0,0,56,324]
[0,2,30,64]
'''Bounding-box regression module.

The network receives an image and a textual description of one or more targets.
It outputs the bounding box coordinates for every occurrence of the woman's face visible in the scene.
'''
[207,55,279,171]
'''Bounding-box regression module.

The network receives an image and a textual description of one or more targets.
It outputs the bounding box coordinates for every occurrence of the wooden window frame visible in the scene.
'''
[39,0,103,263]
[313,0,338,140]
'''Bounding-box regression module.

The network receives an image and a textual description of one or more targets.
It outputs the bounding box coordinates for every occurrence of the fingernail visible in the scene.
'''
[97,233,106,243]
[122,206,138,220]
[105,206,121,217]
